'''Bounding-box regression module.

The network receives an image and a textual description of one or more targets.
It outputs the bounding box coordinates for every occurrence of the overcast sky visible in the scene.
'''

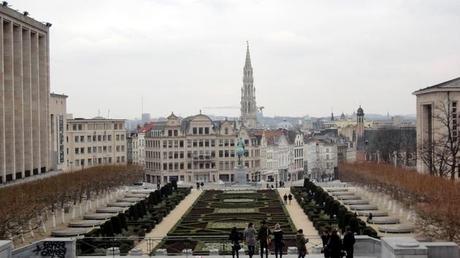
[11,0,460,119]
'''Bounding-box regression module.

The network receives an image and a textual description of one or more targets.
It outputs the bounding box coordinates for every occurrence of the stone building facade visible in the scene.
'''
[413,77,460,174]
[144,113,262,184]
[65,118,127,171]
[0,5,51,183]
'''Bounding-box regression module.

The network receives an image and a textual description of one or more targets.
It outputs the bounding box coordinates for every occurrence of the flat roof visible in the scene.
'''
[0,4,50,33]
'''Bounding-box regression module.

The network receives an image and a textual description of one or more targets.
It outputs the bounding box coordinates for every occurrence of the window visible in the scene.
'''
[116,135,120,141]
[98,135,102,141]
[78,124,82,130]
[205,127,209,134]
[74,136,79,142]
[80,147,84,154]
[88,147,91,153]
[193,128,197,135]
[74,148,79,154]
[199,128,203,135]
[80,136,84,142]
[168,130,173,137]
[225,128,228,134]
[87,136,92,142]
[108,135,112,141]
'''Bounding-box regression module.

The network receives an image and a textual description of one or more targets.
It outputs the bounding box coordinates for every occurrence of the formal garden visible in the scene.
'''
[76,182,191,256]
[291,179,378,238]
[156,189,297,255]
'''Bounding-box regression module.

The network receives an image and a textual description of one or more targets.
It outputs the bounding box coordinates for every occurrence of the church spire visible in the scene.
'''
[245,41,252,68]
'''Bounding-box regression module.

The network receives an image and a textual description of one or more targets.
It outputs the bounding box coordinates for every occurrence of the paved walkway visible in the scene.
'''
[136,189,203,254]
[277,188,321,250]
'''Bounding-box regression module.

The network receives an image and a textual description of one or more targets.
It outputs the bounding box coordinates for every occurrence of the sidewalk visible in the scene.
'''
[277,188,321,249]
[136,189,203,254]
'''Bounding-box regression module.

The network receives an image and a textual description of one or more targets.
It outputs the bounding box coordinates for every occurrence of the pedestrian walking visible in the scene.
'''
[283,194,288,204]
[295,229,308,258]
[327,230,343,258]
[342,227,355,258]
[258,220,271,258]
[196,182,200,189]
[229,227,242,258]
[288,194,293,205]
[244,223,257,258]
[321,229,331,258]
[273,223,284,258]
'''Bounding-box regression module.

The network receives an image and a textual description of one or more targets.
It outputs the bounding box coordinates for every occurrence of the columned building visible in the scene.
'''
[240,42,258,128]
[0,5,51,183]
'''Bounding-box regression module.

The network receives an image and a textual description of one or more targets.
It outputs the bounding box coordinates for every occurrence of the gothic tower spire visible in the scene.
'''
[240,41,258,128]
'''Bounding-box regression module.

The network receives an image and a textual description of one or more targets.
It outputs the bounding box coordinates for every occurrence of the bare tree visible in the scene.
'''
[418,100,460,180]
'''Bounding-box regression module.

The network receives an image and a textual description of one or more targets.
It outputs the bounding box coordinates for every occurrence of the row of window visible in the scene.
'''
[70,134,125,143]
[71,145,125,155]
[69,156,126,166]
[68,122,124,131]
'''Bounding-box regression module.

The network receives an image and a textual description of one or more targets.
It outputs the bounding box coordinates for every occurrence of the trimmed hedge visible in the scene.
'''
[291,179,378,238]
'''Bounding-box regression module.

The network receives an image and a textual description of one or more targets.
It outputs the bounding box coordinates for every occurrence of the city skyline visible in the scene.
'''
[13,0,460,119]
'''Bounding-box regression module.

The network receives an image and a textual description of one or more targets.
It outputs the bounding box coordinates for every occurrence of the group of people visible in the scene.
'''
[320,227,356,258]
[229,221,310,258]
[283,193,293,205]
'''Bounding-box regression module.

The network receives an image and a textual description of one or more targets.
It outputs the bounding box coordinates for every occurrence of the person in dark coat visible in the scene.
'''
[258,220,271,258]
[342,227,355,258]
[229,227,242,258]
[295,229,308,258]
[273,223,284,258]
[327,230,343,258]
[283,194,288,204]
[288,194,293,204]
[321,229,331,258]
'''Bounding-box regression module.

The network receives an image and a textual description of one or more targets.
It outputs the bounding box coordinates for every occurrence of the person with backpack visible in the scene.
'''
[342,227,356,258]
[272,223,284,258]
[244,223,257,258]
[258,220,271,258]
[229,227,242,258]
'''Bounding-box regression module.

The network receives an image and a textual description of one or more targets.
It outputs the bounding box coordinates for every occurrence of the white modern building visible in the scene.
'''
[49,93,67,171]
[65,118,127,171]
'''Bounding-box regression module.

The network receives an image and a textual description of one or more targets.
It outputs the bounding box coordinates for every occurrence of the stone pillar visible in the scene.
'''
[38,34,48,173]
[13,24,24,179]
[0,17,5,183]
[3,20,15,181]
[31,32,40,174]
[22,28,32,176]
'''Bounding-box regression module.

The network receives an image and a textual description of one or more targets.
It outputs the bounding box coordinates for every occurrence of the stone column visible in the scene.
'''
[38,34,48,173]
[3,20,15,180]
[31,31,40,174]
[22,28,32,175]
[0,17,5,183]
[13,24,24,179]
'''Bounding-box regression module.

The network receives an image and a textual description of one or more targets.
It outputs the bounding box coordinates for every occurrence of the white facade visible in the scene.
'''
[65,118,127,171]
[290,132,305,181]
[261,131,290,183]
[304,139,338,180]
[132,132,146,166]
[49,93,67,171]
